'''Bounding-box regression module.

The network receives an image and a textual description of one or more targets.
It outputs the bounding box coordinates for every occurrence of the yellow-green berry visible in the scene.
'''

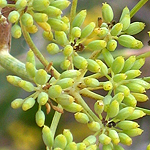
[71,27,81,38]
[0,0,7,8]
[99,133,111,145]
[84,77,100,87]
[63,45,73,57]
[48,85,62,99]
[102,3,114,23]
[113,73,127,83]
[116,85,130,97]
[21,13,33,28]
[60,70,81,79]
[8,11,20,23]
[77,142,86,150]
[131,79,150,89]
[37,22,51,32]
[26,49,35,65]
[65,142,77,150]
[63,129,73,144]
[37,92,48,105]
[25,25,38,34]
[22,98,35,111]
[125,70,141,79]
[42,125,53,148]
[43,31,53,41]
[131,93,148,102]
[103,81,113,91]
[108,129,120,145]
[123,94,137,107]
[54,134,67,149]
[11,98,24,109]
[47,43,60,55]
[25,62,36,78]
[60,59,70,70]
[56,78,74,89]
[83,135,96,146]
[87,121,100,132]
[35,110,45,127]
[32,0,50,11]
[131,58,145,70]
[33,13,48,22]
[86,144,97,150]
[112,92,124,104]
[110,23,123,36]
[11,24,22,39]
[107,39,117,51]
[119,14,130,31]
[123,128,143,137]
[96,59,108,75]
[103,95,112,112]
[7,75,21,87]
[15,0,27,9]
[74,112,89,124]
[18,80,35,92]
[94,100,104,115]
[118,133,132,146]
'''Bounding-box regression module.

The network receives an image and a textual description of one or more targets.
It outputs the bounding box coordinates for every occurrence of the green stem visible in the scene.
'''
[0,50,30,80]
[21,22,60,79]
[130,0,149,18]
[136,51,150,59]
[69,0,78,39]
[50,104,62,138]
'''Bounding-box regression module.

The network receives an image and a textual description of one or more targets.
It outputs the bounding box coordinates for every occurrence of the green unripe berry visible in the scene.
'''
[107,100,119,118]
[15,0,27,9]
[56,94,74,106]
[103,95,112,112]
[72,10,87,27]
[48,18,68,31]
[33,13,48,22]
[63,45,73,57]
[60,59,70,70]
[84,77,100,87]
[18,80,35,92]
[87,59,101,73]
[108,129,120,145]
[42,125,53,148]
[131,58,145,70]
[119,6,130,22]
[125,22,145,35]
[110,23,123,36]
[37,22,51,32]
[63,129,73,144]
[71,27,81,38]
[131,79,150,89]
[102,144,113,150]
[123,94,137,107]
[25,62,36,78]
[102,3,114,23]
[96,59,108,75]
[113,73,127,83]
[94,100,104,115]
[103,81,113,91]
[22,98,35,111]
[11,24,22,39]
[131,93,148,102]
[86,144,97,150]
[11,98,24,109]
[86,40,107,51]
[123,128,143,137]
[63,102,83,113]
[56,78,74,89]
[60,70,81,79]
[118,133,132,146]
[0,0,7,8]
[95,27,108,39]
[7,75,21,86]
[77,142,86,150]
[43,31,53,41]
[80,22,95,39]
[47,43,60,55]
[26,49,35,65]
[8,11,20,23]
[50,0,71,10]
[107,39,117,51]
[73,55,88,69]
[87,121,100,132]
[99,133,111,145]
[112,92,124,104]
[111,56,124,74]
[35,110,45,127]
[74,112,89,124]
[21,13,33,28]
[113,144,125,150]
[43,6,62,17]
[65,142,77,150]
[55,31,69,46]
[54,134,67,149]
[37,92,48,105]
[116,85,130,97]
[119,14,130,31]
[83,135,96,146]
[32,0,50,11]
[48,85,62,99]
[125,70,141,79]
[35,69,50,85]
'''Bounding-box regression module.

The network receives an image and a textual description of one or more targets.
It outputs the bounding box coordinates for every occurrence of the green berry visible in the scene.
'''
[63,129,73,144]
[63,45,73,57]
[94,100,104,115]
[42,125,53,148]
[65,142,77,150]
[108,129,120,145]
[102,3,114,23]
[43,31,53,41]
[50,0,71,10]
[113,73,127,83]
[72,10,87,27]
[33,13,48,22]
[125,70,141,79]
[84,77,100,87]
[56,78,74,89]
[77,142,86,150]
[15,0,27,9]
[71,27,81,38]
[25,62,36,78]
[54,134,67,149]
[87,121,100,132]
[99,133,111,145]
[86,59,101,73]
[48,85,62,99]
[83,135,96,146]
[37,92,48,105]
[96,59,108,75]
[86,144,97,150]
[21,13,33,28]
[86,40,107,51]
[119,7,130,22]
[123,94,137,107]
[110,23,123,36]
[111,56,124,74]
[26,49,35,65]
[131,58,145,70]
[131,79,150,89]
[35,110,45,127]
[103,81,113,91]
[102,144,113,150]
[131,93,148,102]
[119,14,130,31]
[11,98,24,109]
[116,85,130,97]
[32,0,50,11]
[60,59,70,70]
[112,92,124,104]
[8,11,20,23]
[7,75,21,86]
[107,39,117,51]
[74,112,89,124]
[11,24,22,39]
[47,43,60,55]
[22,98,35,111]
[103,95,112,112]
[118,133,132,146]
[60,70,81,79]
[35,69,49,85]
[123,128,143,137]
[96,27,108,40]
[18,80,35,92]
[0,0,7,8]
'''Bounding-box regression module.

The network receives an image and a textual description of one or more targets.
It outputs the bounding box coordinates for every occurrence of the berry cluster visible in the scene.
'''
[1,0,150,150]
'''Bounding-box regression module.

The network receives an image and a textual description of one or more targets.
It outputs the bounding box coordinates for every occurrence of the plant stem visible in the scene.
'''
[0,50,30,80]
[69,0,78,39]
[130,0,148,18]
[136,51,150,59]
[21,22,60,79]
[50,104,62,138]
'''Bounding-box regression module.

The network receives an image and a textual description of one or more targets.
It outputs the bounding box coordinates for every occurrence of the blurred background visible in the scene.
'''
[0,0,150,149]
